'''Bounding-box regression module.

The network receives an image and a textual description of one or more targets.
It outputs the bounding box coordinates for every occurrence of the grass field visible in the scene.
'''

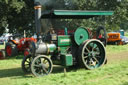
[106,44,128,54]
[0,45,128,85]
[0,44,5,49]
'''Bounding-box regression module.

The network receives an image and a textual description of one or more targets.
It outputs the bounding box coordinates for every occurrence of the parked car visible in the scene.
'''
[0,38,4,44]
[0,33,12,44]
[120,35,128,44]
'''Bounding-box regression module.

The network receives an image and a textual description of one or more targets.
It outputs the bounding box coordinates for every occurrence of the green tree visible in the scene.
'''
[0,0,128,35]
[0,0,35,35]
[97,0,128,31]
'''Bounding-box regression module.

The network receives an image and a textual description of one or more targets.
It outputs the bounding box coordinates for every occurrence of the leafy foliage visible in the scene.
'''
[0,0,34,35]
[48,0,128,31]
[0,0,128,35]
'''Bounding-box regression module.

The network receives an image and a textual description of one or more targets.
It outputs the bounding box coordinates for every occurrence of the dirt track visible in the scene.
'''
[107,51,128,64]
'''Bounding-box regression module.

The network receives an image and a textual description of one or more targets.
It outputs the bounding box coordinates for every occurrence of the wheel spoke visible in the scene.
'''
[96,56,101,58]
[85,59,88,63]
[92,43,98,51]
[84,52,88,55]
[90,58,96,66]
[90,43,95,48]
[43,59,47,64]
[93,57,99,63]
[25,64,29,66]
[35,59,41,64]
[42,65,48,74]
[26,60,30,63]
[83,55,88,59]
[85,47,90,53]
[94,52,100,55]
[34,64,41,67]
[83,52,88,58]
[29,57,33,61]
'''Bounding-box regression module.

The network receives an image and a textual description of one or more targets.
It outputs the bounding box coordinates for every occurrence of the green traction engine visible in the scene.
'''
[21,3,113,77]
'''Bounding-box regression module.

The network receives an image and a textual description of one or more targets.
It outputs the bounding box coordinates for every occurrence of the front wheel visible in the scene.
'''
[31,55,53,77]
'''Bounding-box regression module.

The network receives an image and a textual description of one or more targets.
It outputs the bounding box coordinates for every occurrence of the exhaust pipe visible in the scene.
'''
[34,2,42,41]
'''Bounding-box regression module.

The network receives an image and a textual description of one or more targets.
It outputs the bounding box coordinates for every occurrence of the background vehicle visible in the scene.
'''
[5,34,37,57]
[0,33,12,44]
[107,32,128,45]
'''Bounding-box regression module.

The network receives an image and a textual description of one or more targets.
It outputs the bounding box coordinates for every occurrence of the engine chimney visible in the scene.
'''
[34,2,42,41]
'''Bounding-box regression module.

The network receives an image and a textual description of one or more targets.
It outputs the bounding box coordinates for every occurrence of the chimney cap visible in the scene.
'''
[34,2,41,6]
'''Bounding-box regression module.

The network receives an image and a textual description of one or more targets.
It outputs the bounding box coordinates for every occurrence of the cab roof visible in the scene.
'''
[41,10,114,19]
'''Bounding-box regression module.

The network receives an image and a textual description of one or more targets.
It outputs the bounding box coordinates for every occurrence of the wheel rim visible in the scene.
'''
[6,46,12,56]
[82,40,105,69]
[31,55,53,77]
[22,55,33,73]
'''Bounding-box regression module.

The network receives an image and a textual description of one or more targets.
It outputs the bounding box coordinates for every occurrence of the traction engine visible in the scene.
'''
[21,3,113,77]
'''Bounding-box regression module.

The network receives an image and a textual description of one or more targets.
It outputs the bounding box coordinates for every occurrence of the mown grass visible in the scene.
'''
[125,32,128,37]
[106,44,128,54]
[0,44,5,49]
[0,58,128,85]
[0,45,128,85]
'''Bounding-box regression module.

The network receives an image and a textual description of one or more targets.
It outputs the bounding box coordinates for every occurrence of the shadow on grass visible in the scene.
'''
[6,54,24,59]
[122,82,128,85]
[0,65,80,78]
[52,65,79,74]
[0,67,32,78]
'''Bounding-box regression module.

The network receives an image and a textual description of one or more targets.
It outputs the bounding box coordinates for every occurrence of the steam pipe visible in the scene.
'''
[34,2,42,41]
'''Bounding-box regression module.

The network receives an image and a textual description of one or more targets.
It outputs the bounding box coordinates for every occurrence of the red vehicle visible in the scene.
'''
[5,34,36,57]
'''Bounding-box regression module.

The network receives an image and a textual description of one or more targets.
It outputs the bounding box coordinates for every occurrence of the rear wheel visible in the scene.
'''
[78,39,106,69]
[5,42,18,57]
[22,54,33,73]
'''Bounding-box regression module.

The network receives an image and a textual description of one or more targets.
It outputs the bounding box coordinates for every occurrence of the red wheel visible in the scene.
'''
[6,45,12,56]
[5,42,18,57]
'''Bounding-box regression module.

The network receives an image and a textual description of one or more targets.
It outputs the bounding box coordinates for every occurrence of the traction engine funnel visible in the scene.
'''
[34,2,42,41]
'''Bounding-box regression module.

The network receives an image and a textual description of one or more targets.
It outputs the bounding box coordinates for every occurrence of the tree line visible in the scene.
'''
[0,0,128,35]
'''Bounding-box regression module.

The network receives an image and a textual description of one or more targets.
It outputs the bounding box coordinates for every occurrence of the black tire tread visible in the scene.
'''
[5,42,18,57]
